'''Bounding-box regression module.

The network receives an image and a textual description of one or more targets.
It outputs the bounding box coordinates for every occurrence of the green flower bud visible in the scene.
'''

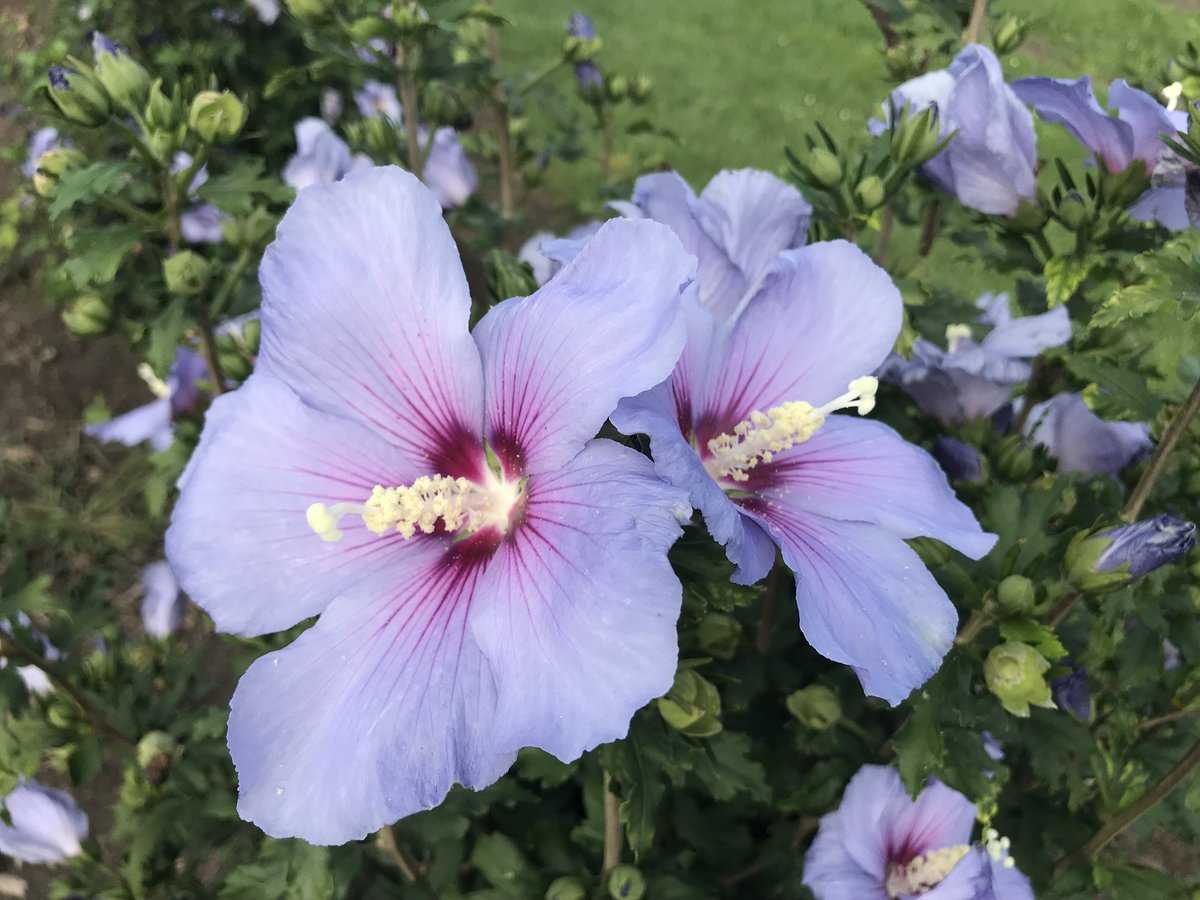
[996,574,1036,614]
[891,104,944,168]
[786,684,842,730]
[241,318,262,353]
[1007,197,1049,232]
[992,15,1027,55]
[218,349,252,383]
[994,434,1035,480]
[696,613,741,660]
[606,75,629,102]
[144,79,178,131]
[93,42,151,111]
[656,668,722,737]
[855,174,885,210]
[562,35,603,63]
[347,15,390,43]
[163,251,212,296]
[984,641,1054,717]
[1066,517,1197,594]
[1055,193,1088,230]
[545,876,587,900]
[607,865,645,900]
[62,294,112,336]
[47,699,79,729]
[1106,160,1152,207]
[32,146,86,198]
[484,249,538,304]
[807,147,842,188]
[46,66,111,127]
[188,90,246,143]
[630,74,653,104]
[135,731,177,771]
[285,0,330,19]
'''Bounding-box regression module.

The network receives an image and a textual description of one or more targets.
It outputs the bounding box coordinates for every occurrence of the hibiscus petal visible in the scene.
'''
[228,537,513,845]
[166,374,415,636]
[1108,79,1178,169]
[473,218,693,475]
[84,399,173,452]
[752,509,956,705]
[815,765,907,881]
[749,416,996,559]
[980,304,1071,358]
[1129,185,1190,231]
[258,166,486,478]
[469,440,688,760]
[802,812,891,900]
[922,848,993,900]
[700,240,901,430]
[1011,76,1133,172]
[885,779,976,859]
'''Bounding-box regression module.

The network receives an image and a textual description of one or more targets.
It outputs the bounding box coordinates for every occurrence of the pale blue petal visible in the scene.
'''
[422,128,477,209]
[140,560,184,639]
[1109,79,1178,168]
[0,781,87,864]
[1012,76,1133,171]
[1129,185,1190,231]
[981,304,1071,358]
[1025,393,1152,475]
[84,399,173,452]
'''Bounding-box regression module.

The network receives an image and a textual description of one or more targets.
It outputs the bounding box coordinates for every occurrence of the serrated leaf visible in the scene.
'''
[689,732,769,803]
[894,696,944,794]
[61,225,142,288]
[1044,256,1092,307]
[469,833,538,897]
[146,298,188,374]
[48,162,133,220]
[999,618,1069,661]
[1066,357,1159,421]
[197,158,292,216]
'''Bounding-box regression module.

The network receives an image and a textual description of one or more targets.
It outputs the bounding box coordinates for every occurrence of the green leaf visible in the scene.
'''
[689,732,769,803]
[999,618,1069,662]
[894,695,944,794]
[48,162,132,220]
[619,731,665,856]
[469,833,538,897]
[146,298,188,374]
[1044,256,1092,307]
[197,158,292,216]
[61,225,142,288]
[1065,357,1159,421]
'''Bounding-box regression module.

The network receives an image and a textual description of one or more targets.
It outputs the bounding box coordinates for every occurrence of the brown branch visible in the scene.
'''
[374,826,420,882]
[1121,376,1200,522]
[964,0,988,44]
[1139,707,1200,733]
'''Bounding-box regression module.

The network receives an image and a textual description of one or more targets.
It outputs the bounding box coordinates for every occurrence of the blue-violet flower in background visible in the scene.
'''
[282,117,372,191]
[1024,392,1151,475]
[85,348,207,452]
[0,780,88,865]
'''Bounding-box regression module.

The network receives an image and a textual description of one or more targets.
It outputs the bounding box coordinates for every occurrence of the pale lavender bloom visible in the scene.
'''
[874,45,1037,216]
[320,88,343,124]
[140,561,184,638]
[0,613,60,697]
[933,436,983,482]
[1012,76,1189,230]
[1163,638,1182,671]
[803,765,1033,900]
[1024,393,1152,475]
[247,0,279,24]
[518,221,603,286]
[165,167,695,844]
[613,239,995,705]
[0,781,88,864]
[1095,515,1197,578]
[22,127,60,178]
[91,30,120,57]
[171,152,225,244]
[613,168,811,321]
[567,11,595,39]
[85,348,207,452]
[880,294,1071,426]
[981,731,1004,761]
[282,118,372,191]
[354,80,402,122]
[422,128,478,209]
[1051,664,1091,721]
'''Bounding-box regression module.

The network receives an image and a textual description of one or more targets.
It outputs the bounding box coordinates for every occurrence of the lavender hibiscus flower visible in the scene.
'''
[22,127,61,179]
[803,765,1033,900]
[171,151,226,245]
[613,235,995,705]
[874,45,1037,216]
[1012,75,1189,230]
[166,167,695,844]
[85,348,207,452]
[1023,393,1152,475]
[282,117,372,191]
[140,561,185,639]
[0,780,88,864]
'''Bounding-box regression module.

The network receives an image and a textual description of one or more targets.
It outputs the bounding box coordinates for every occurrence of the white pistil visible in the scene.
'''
[945,323,973,353]
[1163,81,1184,112]
[885,844,971,898]
[705,376,879,482]
[306,473,521,543]
[136,363,172,400]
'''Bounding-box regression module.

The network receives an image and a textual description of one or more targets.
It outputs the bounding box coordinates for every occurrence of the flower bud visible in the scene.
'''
[1066,516,1197,594]
[696,613,741,660]
[891,104,943,168]
[855,174,885,210]
[545,876,587,900]
[984,642,1054,717]
[188,90,246,143]
[656,668,722,737]
[992,15,1027,55]
[807,147,842,188]
[218,349,252,383]
[61,294,111,336]
[996,574,1036,614]
[1055,192,1088,230]
[786,684,841,730]
[46,66,111,127]
[144,80,177,131]
[563,12,602,62]
[163,251,212,296]
[606,74,629,103]
[347,15,390,43]
[285,0,330,18]
[392,3,431,32]
[629,74,653,104]
[92,32,151,111]
[932,436,984,483]
[241,318,262,353]
[994,434,1034,480]
[135,730,178,779]
[607,865,645,900]
[574,62,605,101]
[484,249,539,304]
[32,146,86,198]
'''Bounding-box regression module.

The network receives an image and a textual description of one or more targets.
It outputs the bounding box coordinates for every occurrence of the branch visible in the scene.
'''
[601,771,622,876]
[964,0,988,44]
[1121,376,1200,522]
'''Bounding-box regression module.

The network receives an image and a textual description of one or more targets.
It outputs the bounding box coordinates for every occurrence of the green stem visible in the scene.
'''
[1139,707,1200,733]
[755,560,783,655]
[955,604,994,646]
[196,306,227,395]
[918,198,941,257]
[112,117,163,170]
[964,0,987,44]
[1044,591,1081,629]
[517,58,567,96]
[875,206,894,266]
[209,246,254,319]
[602,771,622,876]
[397,43,423,173]
[1121,375,1200,522]
[1030,229,1054,263]
[98,194,161,229]
[484,0,515,220]
[374,826,419,882]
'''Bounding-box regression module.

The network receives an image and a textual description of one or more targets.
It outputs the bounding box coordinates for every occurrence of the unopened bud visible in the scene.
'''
[656,668,722,737]
[575,62,605,101]
[32,146,86,198]
[807,147,842,188]
[62,294,111,336]
[1050,665,1090,721]
[855,174,885,210]
[607,865,645,900]
[630,74,653,104]
[188,90,246,143]
[1066,516,1197,593]
[696,613,741,660]
[992,15,1026,55]
[996,574,1036,614]
[163,250,212,296]
[786,684,842,730]
[136,730,178,783]
[994,434,1035,480]
[563,12,602,62]
[347,15,390,43]
[545,876,587,900]
[46,66,110,127]
[984,642,1054,717]
[892,104,944,168]
[92,32,150,110]
[144,80,177,131]
[606,74,629,103]
[932,436,984,483]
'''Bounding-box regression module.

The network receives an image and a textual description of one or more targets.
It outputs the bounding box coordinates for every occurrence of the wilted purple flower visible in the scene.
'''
[1012,76,1189,230]
[612,168,811,320]
[1096,515,1197,578]
[614,239,995,705]
[165,167,695,844]
[354,80,402,122]
[171,152,225,244]
[247,0,280,24]
[140,561,184,638]
[0,781,88,864]
[880,294,1071,426]
[933,436,984,482]
[874,44,1037,216]
[519,221,603,286]
[22,127,60,179]
[1051,664,1091,721]
[0,613,60,697]
[1024,393,1151,475]
[85,348,207,452]
[282,118,372,191]
[803,765,1033,900]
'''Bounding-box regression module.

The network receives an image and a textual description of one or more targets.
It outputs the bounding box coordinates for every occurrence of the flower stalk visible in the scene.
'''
[1121,375,1200,522]
[602,770,622,876]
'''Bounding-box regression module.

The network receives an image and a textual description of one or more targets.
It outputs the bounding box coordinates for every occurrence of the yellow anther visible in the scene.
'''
[706,376,879,482]
[136,363,172,400]
[1163,81,1184,112]
[885,844,971,898]
[945,323,973,352]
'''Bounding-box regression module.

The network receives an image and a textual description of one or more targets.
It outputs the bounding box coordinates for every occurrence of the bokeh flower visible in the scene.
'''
[0,613,60,697]
[22,127,61,179]
[1024,393,1151,475]
[172,151,226,245]
[281,117,372,191]
[166,167,695,843]
[140,561,185,639]
[85,348,207,452]
[614,239,995,705]
[803,765,1033,900]
[0,780,88,864]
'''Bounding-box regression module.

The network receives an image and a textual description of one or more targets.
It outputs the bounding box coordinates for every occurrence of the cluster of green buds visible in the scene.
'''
[786,684,842,731]
[656,668,722,737]
[984,641,1055,717]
